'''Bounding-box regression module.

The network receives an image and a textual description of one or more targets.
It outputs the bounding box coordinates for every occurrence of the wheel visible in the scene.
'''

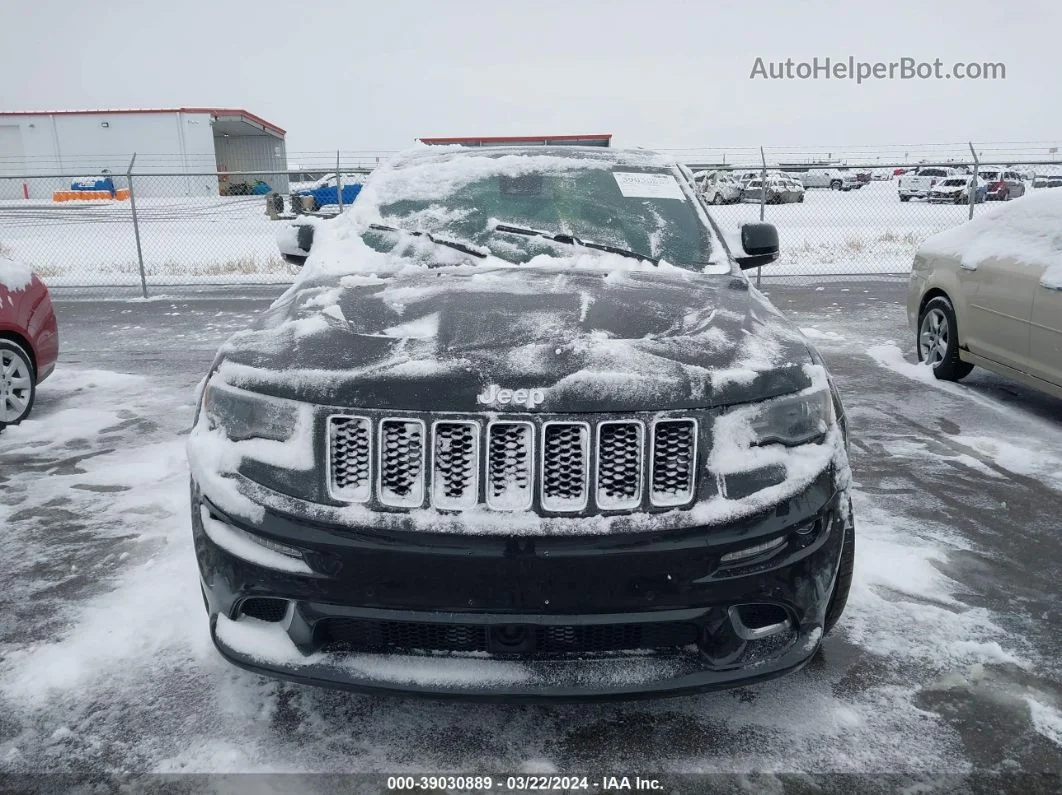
[917,296,974,381]
[798,193,805,203]
[823,498,855,636]
[711,193,722,205]
[0,338,36,426]
[830,180,842,190]
[900,195,911,202]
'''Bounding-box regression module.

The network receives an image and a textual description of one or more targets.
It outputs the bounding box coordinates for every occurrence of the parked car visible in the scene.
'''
[977,167,1026,201]
[800,169,861,191]
[189,144,854,700]
[1046,175,1062,189]
[927,176,987,204]
[784,177,806,202]
[898,167,958,201]
[908,189,1062,398]
[741,177,803,204]
[291,173,364,212]
[0,257,59,428]
[696,170,743,204]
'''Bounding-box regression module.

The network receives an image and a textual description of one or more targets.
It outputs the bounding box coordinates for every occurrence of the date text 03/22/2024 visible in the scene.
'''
[385,775,664,791]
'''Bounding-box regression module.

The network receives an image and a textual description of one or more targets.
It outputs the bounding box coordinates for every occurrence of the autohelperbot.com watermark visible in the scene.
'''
[750,56,1005,83]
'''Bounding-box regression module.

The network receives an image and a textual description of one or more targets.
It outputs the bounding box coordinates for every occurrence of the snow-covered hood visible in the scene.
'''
[213,265,816,413]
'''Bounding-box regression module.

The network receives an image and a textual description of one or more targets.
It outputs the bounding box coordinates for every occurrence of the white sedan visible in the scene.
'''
[907,190,1062,398]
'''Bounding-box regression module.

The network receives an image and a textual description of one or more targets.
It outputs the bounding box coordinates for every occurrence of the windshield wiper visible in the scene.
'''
[369,223,487,259]
[491,223,659,265]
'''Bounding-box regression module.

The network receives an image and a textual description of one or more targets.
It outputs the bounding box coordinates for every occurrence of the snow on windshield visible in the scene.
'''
[919,189,1062,276]
[290,149,731,287]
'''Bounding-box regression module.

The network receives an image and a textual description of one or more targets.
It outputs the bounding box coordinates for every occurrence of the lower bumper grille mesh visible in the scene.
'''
[318,618,700,656]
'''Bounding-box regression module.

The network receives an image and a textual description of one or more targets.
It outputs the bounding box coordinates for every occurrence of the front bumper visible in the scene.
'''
[192,470,850,701]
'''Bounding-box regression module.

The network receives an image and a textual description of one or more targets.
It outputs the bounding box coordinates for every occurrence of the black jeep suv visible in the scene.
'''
[188,146,854,700]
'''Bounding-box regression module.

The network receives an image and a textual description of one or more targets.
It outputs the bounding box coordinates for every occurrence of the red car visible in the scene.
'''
[0,258,59,427]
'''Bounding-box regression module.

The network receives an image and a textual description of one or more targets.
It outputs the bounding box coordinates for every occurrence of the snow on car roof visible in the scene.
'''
[919,190,1062,284]
[0,255,34,292]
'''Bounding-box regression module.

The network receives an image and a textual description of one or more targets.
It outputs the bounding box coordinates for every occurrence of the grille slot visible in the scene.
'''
[486,421,535,510]
[650,419,697,506]
[328,416,371,502]
[541,422,590,512]
[595,421,644,510]
[378,419,426,507]
[431,421,480,510]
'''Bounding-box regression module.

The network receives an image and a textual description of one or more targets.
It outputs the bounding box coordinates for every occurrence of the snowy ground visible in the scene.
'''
[0,181,1020,286]
[1,282,1060,790]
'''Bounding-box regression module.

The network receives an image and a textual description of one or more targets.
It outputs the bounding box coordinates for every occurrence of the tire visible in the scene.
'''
[711,193,722,205]
[900,195,911,202]
[0,338,36,426]
[830,180,842,190]
[798,193,805,203]
[823,499,855,636]
[917,296,975,381]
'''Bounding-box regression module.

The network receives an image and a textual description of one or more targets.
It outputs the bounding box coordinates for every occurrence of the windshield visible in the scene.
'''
[941,179,967,186]
[357,151,718,271]
[979,171,1000,180]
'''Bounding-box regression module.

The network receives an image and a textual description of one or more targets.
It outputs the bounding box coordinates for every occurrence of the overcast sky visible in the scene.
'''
[4,0,1060,157]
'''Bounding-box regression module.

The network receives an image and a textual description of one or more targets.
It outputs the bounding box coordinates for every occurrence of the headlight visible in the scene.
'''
[201,381,300,442]
[748,389,833,447]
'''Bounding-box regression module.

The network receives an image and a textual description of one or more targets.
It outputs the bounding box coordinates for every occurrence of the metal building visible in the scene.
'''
[0,107,288,199]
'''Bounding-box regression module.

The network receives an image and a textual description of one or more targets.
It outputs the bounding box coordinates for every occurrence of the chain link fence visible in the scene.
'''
[2,160,1060,295]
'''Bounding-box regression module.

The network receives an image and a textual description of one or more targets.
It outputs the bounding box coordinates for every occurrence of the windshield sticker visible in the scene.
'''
[612,172,686,200]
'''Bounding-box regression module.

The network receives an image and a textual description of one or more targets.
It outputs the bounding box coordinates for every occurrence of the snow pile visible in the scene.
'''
[0,254,33,292]
[918,189,1062,274]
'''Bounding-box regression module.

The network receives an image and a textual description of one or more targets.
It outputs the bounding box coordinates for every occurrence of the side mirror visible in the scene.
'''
[735,223,779,269]
[276,223,315,267]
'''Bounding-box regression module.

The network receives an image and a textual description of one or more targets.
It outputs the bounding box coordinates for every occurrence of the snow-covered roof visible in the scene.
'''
[919,190,1062,286]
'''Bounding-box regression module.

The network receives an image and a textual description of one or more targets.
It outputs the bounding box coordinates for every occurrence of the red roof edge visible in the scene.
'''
[419,134,612,144]
[0,107,285,136]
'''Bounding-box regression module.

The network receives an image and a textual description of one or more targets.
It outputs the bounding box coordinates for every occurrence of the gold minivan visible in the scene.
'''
[907,191,1062,399]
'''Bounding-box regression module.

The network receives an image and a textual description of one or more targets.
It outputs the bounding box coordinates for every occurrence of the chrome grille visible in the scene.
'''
[378,419,425,507]
[596,421,644,510]
[650,419,697,506]
[541,422,589,512]
[328,413,698,513]
[431,421,479,510]
[486,421,534,510]
[328,416,371,502]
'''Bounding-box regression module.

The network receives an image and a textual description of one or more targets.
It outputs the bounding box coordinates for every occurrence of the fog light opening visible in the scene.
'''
[238,597,292,623]
[729,604,792,641]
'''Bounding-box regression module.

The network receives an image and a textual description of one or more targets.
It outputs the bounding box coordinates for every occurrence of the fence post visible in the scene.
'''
[336,150,343,212]
[757,146,767,289]
[126,153,148,299]
[968,142,979,220]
